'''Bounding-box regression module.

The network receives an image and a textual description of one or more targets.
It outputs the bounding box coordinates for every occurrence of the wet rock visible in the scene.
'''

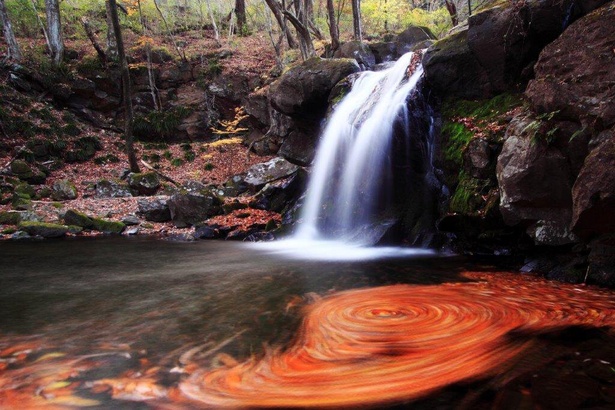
[0,211,22,225]
[333,41,376,70]
[95,180,132,198]
[278,125,321,167]
[51,180,78,200]
[571,129,615,239]
[137,197,171,222]
[526,220,578,246]
[464,137,493,179]
[496,113,572,227]
[244,157,299,192]
[526,3,615,129]
[127,172,161,196]
[124,227,139,235]
[587,234,615,287]
[168,189,223,228]
[368,42,397,64]
[194,224,224,240]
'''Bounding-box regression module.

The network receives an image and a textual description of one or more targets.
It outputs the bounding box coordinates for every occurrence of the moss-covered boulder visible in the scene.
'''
[168,188,223,228]
[10,160,46,185]
[62,209,94,229]
[18,221,82,238]
[0,211,22,225]
[90,218,126,234]
[52,180,78,200]
[127,172,161,196]
[95,179,132,198]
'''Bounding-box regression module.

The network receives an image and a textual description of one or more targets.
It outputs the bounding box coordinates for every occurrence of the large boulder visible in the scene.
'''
[424,0,611,99]
[526,3,615,129]
[137,197,171,222]
[51,180,78,200]
[127,172,161,196]
[423,29,491,99]
[167,188,223,228]
[333,41,376,70]
[244,157,299,192]
[571,128,615,239]
[95,180,132,198]
[10,160,46,185]
[395,26,435,56]
[496,113,573,228]
[268,57,360,120]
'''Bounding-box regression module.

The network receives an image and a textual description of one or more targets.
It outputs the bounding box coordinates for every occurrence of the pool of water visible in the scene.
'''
[0,237,614,409]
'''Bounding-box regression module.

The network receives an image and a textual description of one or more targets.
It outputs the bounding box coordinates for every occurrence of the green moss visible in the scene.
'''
[449,171,490,214]
[134,107,191,141]
[91,218,125,234]
[170,158,184,167]
[0,211,22,225]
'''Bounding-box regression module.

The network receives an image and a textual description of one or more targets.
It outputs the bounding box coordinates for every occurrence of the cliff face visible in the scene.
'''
[424,1,615,286]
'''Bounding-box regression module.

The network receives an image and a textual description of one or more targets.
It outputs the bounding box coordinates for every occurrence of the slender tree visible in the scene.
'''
[351,0,362,41]
[263,0,298,48]
[108,0,141,173]
[326,0,340,52]
[0,0,21,62]
[44,0,64,65]
[444,0,458,26]
[105,1,118,59]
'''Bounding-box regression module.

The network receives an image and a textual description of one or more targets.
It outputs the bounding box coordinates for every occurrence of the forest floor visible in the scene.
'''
[0,29,283,239]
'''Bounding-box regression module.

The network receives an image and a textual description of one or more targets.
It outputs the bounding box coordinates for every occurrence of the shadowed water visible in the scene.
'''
[1,237,614,409]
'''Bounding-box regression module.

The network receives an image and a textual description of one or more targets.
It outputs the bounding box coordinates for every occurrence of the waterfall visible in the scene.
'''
[295,51,426,244]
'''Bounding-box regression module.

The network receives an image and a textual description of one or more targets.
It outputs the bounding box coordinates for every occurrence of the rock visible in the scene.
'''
[62,209,94,229]
[268,57,360,119]
[137,197,172,222]
[526,3,615,129]
[333,41,376,70]
[423,29,491,99]
[51,180,78,200]
[10,160,46,185]
[127,172,161,196]
[368,42,397,64]
[496,113,573,227]
[194,224,224,239]
[122,215,141,226]
[278,126,321,167]
[395,26,435,56]
[168,188,223,228]
[0,211,22,225]
[587,234,615,287]
[245,86,271,128]
[464,137,493,179]
[244,157,299,192]
[90,218,126,234]
[18,221,81,238]
[221,175,248,197]
[250,170,307,213]
[95,180,132,198]
[571,129,615,239]
[526,220,578,246]
[124,227,140,235]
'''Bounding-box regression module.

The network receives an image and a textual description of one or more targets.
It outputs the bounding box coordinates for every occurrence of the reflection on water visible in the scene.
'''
[0,237,614,409]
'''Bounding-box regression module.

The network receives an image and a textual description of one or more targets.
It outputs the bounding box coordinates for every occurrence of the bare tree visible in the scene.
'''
[44,0,64,65]
[351,0,362,41]
[444,0,459,26]
[105,1,118,59]
[263,0,298,49]
[0,0,21,61]
[108,0,140,173]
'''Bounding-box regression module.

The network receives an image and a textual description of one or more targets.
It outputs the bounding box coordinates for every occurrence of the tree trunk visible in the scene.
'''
[0,0,21,62]
[351,0,362,41]
[235,0,247,35]
[326,0,339,52]
[44,0,64,65]
[108,0,141,173]
[105,1,118,59]
[283,9,314,60]
[203,0,220,45]
[444,0,458,26]
[81,17,107,65]
[263,0,298,49]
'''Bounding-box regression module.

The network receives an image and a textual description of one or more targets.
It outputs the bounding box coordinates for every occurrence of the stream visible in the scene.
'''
[0,237,614,408]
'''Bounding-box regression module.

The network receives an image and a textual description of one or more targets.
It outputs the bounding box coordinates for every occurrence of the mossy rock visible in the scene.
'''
[14,182,36,198]
[10,160,46,184]
[36,186,52,199]
[91,218,126,234]
[62,209,94,229]
[51,180,78,201]
[0,211,22,225]
[11,194,31,210]
[18,221,80,238]
[127,172,161,196]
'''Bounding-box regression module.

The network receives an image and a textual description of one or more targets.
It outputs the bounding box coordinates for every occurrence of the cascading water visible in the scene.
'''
[296,52,424,243]
[254,51,438,260]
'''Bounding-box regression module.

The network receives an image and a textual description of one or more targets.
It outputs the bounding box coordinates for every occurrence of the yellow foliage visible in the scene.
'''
[211,107,249,136]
